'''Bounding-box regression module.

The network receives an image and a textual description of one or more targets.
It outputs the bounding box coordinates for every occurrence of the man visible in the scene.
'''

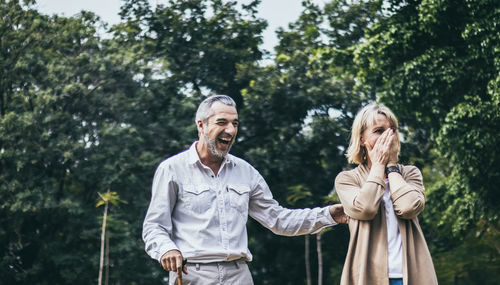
[143,95,347,285]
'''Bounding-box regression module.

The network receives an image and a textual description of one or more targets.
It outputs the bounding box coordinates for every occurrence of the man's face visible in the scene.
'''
[199,102,239,158]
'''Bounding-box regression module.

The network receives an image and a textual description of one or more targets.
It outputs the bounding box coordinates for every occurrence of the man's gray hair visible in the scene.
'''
[195,95,237,123]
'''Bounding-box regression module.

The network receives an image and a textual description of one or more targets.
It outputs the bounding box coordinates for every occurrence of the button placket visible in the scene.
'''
[215,176,229,250]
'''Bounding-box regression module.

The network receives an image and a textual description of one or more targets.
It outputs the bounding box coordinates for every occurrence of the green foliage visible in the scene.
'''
[96,191,127,208]
[122,0,267,106]
[236,2,379,283]
[350,0,500,282]
[1,0,498,284]
[429,219,500,284]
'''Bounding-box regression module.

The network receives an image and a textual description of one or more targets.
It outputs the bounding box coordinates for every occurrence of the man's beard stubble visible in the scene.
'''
[203,132,233,159]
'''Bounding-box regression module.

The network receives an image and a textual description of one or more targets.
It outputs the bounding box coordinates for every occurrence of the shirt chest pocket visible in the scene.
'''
[227,184,250,214]
[182,184,215,215]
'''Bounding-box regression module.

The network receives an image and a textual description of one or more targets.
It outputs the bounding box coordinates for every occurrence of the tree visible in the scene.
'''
[350,0,500,283]
[236,1,375,282]
[1,2,107,283]
[0,0,43,116]
[0,1,166,283]
[3,0,497,283]
[316,231,323,285]
[1,0,269,283]
[119,0,267,107]
[96,190,126,285]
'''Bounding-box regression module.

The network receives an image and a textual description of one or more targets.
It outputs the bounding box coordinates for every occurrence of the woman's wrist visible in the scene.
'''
[367,164,386,182]
[387,161,398,167]
[387,154,398,166]
[370,163,386,176]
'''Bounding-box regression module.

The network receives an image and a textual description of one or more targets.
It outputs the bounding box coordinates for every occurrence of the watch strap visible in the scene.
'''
[385,165,401,176]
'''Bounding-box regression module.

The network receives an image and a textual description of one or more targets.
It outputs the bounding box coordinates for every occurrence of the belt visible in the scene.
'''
[186,258,247,271]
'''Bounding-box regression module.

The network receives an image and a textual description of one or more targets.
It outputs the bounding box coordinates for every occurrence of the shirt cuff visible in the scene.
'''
[153,242,179,263]
[323,206,337,226]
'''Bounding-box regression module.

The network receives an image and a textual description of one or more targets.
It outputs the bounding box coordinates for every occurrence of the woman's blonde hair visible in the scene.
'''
[346,103,400,165]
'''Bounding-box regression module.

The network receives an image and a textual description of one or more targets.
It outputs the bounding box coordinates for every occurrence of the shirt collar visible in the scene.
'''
[187,142,200,165]
[187,141,236,167]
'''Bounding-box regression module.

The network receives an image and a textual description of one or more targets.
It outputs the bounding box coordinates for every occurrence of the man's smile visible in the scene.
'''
[217,133,233,147]
[218,137,232,145]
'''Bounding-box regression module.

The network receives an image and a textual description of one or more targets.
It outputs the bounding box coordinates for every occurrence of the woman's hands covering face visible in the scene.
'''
[365,128,395,167]
[387,129,399,165]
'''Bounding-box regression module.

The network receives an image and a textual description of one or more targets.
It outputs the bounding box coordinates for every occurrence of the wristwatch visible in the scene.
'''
[385,165,401,176]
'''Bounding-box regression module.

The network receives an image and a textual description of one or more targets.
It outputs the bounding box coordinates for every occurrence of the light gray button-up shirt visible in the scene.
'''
[143,142,336,263]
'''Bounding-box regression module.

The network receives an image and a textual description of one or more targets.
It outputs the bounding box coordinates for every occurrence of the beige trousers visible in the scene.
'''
[168,259,253,285]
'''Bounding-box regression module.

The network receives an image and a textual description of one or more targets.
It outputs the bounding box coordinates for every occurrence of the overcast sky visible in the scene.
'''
[35,0,326,53]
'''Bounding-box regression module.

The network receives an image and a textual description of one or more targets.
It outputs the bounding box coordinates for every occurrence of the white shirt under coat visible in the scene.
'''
[142,142,336,263]
[383,179,403,278]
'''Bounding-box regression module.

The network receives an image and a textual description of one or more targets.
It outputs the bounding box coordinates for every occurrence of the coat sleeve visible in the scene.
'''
[390,165,426,219]
[334,169,385,220]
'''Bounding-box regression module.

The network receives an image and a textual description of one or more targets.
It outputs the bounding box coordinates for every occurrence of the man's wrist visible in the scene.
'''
[327,206,337,224]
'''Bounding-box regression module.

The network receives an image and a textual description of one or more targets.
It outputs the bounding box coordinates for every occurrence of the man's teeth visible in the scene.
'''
[218,138,231,144]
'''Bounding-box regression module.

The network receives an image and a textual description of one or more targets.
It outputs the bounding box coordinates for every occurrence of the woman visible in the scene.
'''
[335,104,438,285]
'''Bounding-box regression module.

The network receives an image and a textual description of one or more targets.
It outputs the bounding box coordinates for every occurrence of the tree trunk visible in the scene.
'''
[105,232,110,285]
[305,235,312,285]
[317,232,323,285]
[98,193,109,285]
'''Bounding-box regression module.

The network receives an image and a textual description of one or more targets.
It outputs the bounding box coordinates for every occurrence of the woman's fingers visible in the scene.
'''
[366,128,394,165]
[384,132,394,149]
[373,128,390,152]
[382,128,392,146]
[365,140,373,151]
[381,128,391,144]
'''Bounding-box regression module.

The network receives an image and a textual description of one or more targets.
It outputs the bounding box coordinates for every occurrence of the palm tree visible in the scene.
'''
[96,189,126,285]
[286,185,313,285]
[317,231,323,285]
[305,234,312,285]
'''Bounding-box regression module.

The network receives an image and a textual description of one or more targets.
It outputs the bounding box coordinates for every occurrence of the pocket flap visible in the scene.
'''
[183,184,210,194]
[227,184,251,195]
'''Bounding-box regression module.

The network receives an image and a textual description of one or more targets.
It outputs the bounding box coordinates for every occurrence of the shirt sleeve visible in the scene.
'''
[335,169,385,220]
[248,172,336,236]
[142,163,179,262]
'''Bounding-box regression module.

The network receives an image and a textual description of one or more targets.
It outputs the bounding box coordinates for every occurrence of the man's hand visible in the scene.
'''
[329,204,348,224]
[161,249,188,274]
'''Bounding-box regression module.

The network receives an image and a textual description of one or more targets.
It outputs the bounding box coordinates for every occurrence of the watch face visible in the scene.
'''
[386,166,400,175]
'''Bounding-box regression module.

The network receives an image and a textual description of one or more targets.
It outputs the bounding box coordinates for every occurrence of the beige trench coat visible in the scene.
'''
[335,164,438,285]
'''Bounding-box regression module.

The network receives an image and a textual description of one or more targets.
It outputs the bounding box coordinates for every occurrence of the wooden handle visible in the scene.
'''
[177,267,182,285]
